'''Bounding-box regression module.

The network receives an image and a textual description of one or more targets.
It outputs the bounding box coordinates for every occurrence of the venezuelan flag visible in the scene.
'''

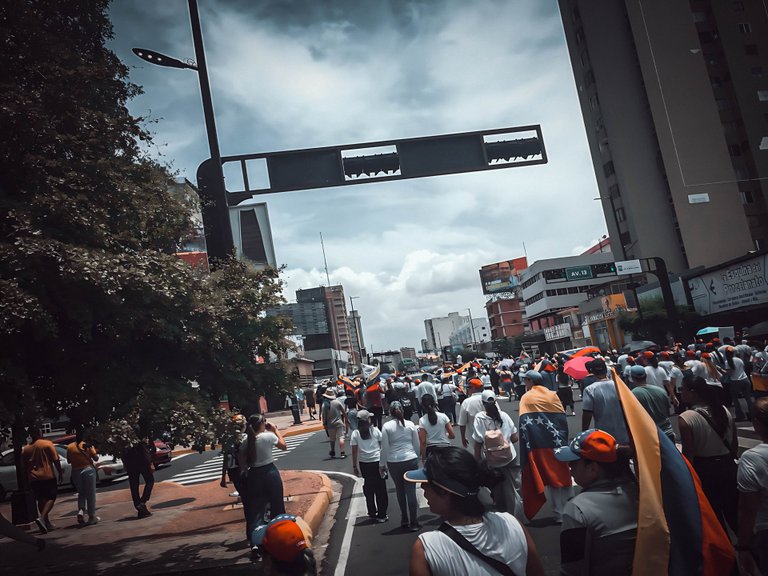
[518,387,572,520]
[612,370,734,575]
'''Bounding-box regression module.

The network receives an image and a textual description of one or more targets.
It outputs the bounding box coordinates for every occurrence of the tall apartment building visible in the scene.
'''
[348,309,366,364]
[424,312,469,353]
[485,298,528,340]
[558,0,765,273]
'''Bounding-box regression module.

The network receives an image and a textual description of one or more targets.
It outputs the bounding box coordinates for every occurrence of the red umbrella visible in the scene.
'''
[571,346,601,358]
[564,356,592,380]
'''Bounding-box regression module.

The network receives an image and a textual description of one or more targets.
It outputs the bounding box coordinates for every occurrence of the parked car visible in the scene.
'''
[152,439,172,467]
[0,447,73,501]
[54,444,126,484]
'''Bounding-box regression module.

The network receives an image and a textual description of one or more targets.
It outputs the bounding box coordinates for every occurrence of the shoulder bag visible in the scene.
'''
[438,522,518,576]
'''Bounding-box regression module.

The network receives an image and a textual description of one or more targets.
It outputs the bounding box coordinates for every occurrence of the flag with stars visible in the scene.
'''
[518,386,572,520]
[611,370,734,576]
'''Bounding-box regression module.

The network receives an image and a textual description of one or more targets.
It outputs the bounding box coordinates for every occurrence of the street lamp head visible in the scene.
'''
[132,47,197,71]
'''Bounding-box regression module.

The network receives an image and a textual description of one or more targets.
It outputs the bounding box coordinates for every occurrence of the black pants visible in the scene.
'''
[360,461,388,519]
[369,406,383,429]
[693,454,738,533]
[245,463,285,544]
[438,398,456,424]
[127,463,154,509]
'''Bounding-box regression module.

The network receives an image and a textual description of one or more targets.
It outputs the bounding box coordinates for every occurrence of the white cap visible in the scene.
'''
[481,390,496,403]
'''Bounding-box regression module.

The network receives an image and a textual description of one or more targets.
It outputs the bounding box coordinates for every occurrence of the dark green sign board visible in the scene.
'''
[565,266,593,281]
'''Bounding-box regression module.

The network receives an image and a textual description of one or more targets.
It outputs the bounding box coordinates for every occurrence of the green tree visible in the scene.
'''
[0,0,291,455]
[617,298,704,346]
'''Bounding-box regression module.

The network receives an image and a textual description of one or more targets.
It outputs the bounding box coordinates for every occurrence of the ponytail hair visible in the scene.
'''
[391,402,405,427]
[484,399,503,427]
[246,413,265,464]
[421,394,438,426]
[358,418,371,440]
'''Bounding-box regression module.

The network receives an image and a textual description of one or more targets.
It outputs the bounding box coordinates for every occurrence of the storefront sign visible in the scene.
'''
[687,254,768,315]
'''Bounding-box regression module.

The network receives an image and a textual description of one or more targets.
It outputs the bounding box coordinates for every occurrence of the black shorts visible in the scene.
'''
[30,478,58,501]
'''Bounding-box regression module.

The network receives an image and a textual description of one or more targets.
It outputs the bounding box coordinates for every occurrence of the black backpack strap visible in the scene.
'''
[438,522,518,576]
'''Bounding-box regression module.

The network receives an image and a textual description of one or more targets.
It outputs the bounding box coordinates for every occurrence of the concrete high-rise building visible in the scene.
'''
[558,0,765,273]
[424,312,469,353]
[486,298,528,340]
[348,309,366,364]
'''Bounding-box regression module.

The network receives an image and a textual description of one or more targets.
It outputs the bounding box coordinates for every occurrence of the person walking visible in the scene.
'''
[581,359,630,445]
[436,376,458,424]
[241,413,288,548]
[630,366,675,442]
[406,446,545,576]
[737,397,768,576]
[321,389,347,459]
[555,429,638,576]
[122,436,155,519]
[678,375,738,533]
[518,370,573,523]
[22,427,64,533]
[556,362,575,416]
[472,390,520,514]
[418,394,454,461]
[66,430,99,525]
[350,409,388,523]
[497,365,514,402]
[304,385,317,420]
[364,377,385,429]
[221,414,246,498]
[381,400,421,531]
[725,346,754,421]
[457,376,486,454]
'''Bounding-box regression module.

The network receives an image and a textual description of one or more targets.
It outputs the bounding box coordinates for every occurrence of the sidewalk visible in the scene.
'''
[1,469,332,575]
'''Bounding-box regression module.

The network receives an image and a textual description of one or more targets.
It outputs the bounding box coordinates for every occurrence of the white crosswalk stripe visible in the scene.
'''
[164,434,311,486]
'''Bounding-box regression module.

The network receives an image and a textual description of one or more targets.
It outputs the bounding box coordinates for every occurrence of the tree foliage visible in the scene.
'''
[617,297,704,345]
[0,0,292,449]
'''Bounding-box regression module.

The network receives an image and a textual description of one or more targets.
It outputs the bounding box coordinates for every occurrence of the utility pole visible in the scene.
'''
[349,296,364,370]
[467,308,478,352]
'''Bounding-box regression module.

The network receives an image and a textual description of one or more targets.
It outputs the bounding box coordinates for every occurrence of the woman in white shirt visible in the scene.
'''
[418,394,454,461]
[725,346,753,421]
[472,390,520,515]
[351,409,388,522]
[381,400,421,531]
[407,446,545,576]
[241,413,287,547]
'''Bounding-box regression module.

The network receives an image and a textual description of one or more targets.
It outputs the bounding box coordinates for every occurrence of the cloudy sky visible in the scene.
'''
[108,0,606,351]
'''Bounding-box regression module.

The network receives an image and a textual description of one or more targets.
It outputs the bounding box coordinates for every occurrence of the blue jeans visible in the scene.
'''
[387,458,419,527]
[72,466,96,517]
[245,463,285,544]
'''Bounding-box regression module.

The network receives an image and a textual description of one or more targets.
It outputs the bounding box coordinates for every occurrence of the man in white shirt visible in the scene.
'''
[457,376,486,454]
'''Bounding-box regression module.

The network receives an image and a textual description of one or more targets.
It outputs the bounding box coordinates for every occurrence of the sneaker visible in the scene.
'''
[34,518,48,534]
[86,516,100,525]
[44,520,57,531]
[250,546,262,562]
[228,491,240,497]
[329,451,336,458]
[375,516,389,523]
[77,510,85,525]
[409,523,422,532]
[339,453,347,459]
[137,505,152,519]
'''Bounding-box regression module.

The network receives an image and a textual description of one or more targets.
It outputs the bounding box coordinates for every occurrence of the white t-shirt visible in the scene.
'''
[241,432,278,468]
[436,382,457,400]
[726,357,748,382]
[472,412,518,461]
[457,394,486,451]
[737,443,768,532]
[644,366,669,389]
[419,512,528,576]
[381,419,420,463]
[350,427,382,463]
[416,381,437,401]
[418,412,451,447]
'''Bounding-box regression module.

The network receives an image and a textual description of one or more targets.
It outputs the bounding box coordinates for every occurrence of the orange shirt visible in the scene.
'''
[66,441,97,470]
[21,439,59,481]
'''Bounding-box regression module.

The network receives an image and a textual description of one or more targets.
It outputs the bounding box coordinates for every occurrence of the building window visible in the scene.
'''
[760,137,768,151]
[728,143,742,156]
[738,23,752,33]
[575,28,584,46]
[609,184,620,198]
[759,90,768,101]
[603,161,615,178]
[615,207,626,222]
[589,94,600,111]
[745,44,758,55]
[585,69,595,87]
[580,51,589,68]
[741,190,755,204]
[733,1,745,11]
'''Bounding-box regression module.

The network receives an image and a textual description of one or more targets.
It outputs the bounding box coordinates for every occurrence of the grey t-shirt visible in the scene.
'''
[737,443,768,532]
[582,379,629,444]
[326,399,346,427]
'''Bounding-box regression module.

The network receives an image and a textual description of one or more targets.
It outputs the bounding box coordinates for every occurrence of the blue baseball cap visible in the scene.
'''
[630,365,647,380]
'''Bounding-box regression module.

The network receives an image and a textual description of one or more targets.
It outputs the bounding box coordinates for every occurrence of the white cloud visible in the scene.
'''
[111,0,607,350]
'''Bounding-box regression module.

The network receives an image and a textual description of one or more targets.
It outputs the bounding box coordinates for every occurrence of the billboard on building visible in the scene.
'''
[479,257,528,295]
[687,253,768,315]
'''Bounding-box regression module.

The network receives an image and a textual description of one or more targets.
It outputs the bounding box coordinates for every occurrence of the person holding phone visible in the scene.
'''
[241,414,288,551]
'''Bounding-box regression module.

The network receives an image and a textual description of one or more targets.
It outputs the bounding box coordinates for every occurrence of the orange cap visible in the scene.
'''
[642,351,655,359]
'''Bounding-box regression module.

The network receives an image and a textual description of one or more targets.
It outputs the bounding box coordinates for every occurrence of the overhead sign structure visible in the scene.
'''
[565,266,593,281]
[615,259,643,275]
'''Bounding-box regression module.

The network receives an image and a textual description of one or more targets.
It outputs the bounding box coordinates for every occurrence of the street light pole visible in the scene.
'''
[133,0,235,261]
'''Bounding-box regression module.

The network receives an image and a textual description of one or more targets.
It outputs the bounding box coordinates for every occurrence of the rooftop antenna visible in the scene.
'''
[523,241,528,259]
[320,232,332,287]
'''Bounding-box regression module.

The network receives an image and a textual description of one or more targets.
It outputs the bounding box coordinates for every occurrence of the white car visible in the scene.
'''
[0,446,73,501]
[94,454,125,483]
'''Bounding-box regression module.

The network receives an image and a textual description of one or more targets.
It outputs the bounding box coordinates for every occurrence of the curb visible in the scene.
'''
[283,424,325,437]
[301,472,334,542]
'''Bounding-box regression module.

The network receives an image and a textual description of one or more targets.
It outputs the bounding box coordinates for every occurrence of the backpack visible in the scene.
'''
[483,422,513,467]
